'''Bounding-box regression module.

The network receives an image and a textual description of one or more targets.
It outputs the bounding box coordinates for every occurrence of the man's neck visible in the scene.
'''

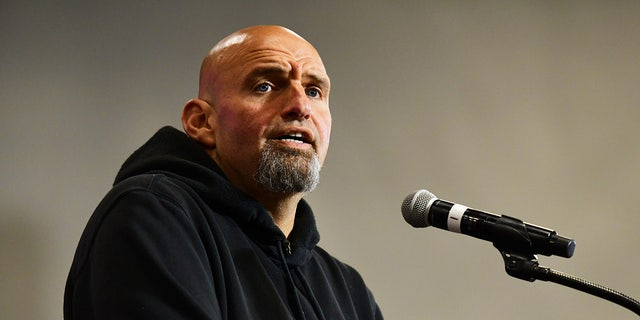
[209,155,304,237]
[257,192,303,238]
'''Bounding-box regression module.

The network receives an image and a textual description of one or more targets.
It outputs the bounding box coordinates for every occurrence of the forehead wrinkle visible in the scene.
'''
[238,49,329,82]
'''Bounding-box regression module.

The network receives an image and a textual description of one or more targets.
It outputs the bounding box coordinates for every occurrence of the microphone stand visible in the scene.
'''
[491,216,640,316]
[499,251,640,316]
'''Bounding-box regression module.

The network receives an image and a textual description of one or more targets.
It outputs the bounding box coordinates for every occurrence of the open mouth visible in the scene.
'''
[274,132,308,144]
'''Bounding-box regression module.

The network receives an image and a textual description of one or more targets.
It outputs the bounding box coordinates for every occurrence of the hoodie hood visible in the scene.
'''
[114,126,320,266]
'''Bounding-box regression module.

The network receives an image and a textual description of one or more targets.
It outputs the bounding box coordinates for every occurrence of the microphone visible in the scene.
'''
[401,189,576,258]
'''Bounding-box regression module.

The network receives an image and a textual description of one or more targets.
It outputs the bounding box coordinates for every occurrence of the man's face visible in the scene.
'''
[204,27,332,196]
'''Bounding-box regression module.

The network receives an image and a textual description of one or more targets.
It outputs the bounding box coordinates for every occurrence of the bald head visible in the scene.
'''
[198,25,328,103]
[211,25,305,55]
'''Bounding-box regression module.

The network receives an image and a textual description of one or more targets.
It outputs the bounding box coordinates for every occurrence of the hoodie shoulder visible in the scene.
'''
[114,126,224,185]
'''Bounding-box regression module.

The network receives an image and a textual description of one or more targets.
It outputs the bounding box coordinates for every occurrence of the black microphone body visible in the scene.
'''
[402,189,576,258]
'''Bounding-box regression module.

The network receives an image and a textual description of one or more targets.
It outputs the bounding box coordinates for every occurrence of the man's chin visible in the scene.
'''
[256,141,321,193]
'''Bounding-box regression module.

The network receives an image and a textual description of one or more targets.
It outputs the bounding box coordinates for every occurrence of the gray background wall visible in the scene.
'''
[2,1,639,319]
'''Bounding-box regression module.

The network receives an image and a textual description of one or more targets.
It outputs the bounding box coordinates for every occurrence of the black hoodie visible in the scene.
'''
[64,126,383,320]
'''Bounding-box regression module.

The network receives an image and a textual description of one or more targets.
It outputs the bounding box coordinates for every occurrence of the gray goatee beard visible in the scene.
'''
[254,142,321,193]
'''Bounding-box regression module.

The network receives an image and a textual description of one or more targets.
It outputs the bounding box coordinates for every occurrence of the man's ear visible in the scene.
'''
[181,98,217,148]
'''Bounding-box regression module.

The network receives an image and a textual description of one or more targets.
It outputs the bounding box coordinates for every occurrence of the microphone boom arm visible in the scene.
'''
[492,216,640,316]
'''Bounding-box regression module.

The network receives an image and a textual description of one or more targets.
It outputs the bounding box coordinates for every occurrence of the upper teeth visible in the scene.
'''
[280,132,304,143]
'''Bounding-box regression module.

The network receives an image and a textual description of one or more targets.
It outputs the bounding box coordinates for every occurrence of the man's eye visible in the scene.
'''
[256,83,272,92]
[306,88,320,98]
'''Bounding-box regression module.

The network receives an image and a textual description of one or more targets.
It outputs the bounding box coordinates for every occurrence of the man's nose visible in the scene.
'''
[281,86,311,121]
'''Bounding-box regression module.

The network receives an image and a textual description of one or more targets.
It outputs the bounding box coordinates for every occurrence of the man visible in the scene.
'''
[64,25,383,320]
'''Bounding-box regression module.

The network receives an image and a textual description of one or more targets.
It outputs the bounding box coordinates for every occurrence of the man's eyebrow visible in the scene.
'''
[246,66,288,79]
[246,66,330,89]
[304,72,331,90]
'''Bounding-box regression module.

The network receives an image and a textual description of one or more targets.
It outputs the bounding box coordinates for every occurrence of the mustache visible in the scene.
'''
[265,139,317,155]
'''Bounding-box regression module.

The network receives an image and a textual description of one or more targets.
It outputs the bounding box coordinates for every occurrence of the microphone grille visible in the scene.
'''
[401,189,437,228]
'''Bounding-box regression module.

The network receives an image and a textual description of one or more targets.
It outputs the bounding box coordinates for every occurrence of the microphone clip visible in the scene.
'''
[491,215,540,282]
[498,251,540,282]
